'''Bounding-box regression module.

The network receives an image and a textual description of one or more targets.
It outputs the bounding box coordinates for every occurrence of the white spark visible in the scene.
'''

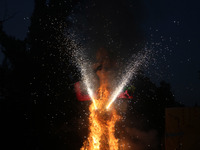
[70,35,151,110]
[72,40,97,109]
[106,50,150,109]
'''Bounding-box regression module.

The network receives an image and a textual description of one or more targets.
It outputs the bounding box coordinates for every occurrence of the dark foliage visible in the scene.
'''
[124,72,183,149]
[0,0,81,149]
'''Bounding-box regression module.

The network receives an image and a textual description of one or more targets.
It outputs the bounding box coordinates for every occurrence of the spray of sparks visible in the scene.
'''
[106,50,150,109]
[71,40,98,109]
[72,41,151,110]
[71,38,151,149]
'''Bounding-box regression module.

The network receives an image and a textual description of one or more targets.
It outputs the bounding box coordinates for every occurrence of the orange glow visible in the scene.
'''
[81,82,121,150]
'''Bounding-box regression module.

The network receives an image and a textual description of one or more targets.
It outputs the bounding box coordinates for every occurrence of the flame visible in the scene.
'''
[81,82,121,150]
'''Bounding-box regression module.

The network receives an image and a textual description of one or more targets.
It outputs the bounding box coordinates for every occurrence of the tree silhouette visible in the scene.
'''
[123,72,183,149]
[0,1,81,149]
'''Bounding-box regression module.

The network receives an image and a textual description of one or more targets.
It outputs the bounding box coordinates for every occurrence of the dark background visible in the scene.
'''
[0,0,200,150]
[1,0,199,106]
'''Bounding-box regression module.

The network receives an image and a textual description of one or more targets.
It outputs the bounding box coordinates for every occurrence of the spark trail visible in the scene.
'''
[71,39,152,149]
[72,41,97,109]
[106,50,150,109]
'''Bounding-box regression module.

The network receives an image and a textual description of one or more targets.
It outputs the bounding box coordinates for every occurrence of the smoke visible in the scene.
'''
[121,127,160,150]
[114,101,161,150]
[69,0,145,57]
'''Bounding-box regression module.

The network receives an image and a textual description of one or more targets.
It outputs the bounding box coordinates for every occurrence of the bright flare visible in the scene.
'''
[87,87,97,110]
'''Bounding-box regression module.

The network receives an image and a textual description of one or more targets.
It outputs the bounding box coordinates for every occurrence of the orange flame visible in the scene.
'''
[80,48,122,150]
[81,82,121,150]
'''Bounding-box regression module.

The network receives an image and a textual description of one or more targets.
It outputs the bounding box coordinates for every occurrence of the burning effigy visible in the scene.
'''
[79,48,121,150]
[72,47,149,150]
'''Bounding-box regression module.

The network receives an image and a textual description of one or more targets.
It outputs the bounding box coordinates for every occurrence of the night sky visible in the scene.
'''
[0,0,200,106]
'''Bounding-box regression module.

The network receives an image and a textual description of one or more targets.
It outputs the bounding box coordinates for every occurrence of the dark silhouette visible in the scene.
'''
[124,72,183,149]
[1,0,81,149]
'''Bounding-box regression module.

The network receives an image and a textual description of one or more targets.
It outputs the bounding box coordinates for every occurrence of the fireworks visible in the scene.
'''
[106,51,150,109]
[72,41,151,149]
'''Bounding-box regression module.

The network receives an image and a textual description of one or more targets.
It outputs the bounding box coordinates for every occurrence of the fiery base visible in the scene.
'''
[81,84,121,150]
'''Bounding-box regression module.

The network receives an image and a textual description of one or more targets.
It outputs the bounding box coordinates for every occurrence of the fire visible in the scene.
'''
[81,82,121,150]
[72,43,151,150]
[79,48,150,150]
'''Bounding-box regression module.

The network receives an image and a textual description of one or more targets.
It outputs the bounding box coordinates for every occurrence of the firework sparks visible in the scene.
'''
[106,50,150,109]
[71,38,151,149]
[72,41,98,109]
